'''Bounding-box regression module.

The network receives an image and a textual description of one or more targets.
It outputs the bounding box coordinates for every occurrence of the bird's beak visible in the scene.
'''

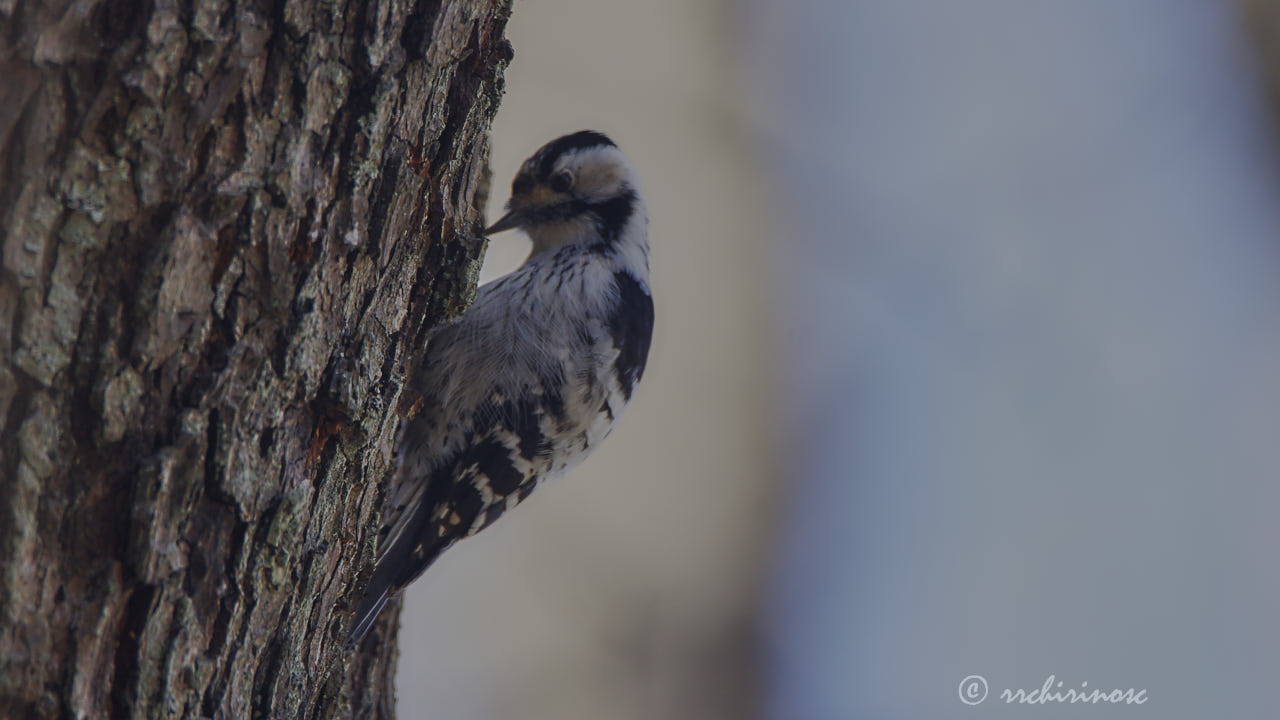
[485,208,526,235]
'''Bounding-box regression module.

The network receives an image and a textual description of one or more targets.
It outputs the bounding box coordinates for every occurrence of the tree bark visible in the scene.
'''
[0,0,513,717]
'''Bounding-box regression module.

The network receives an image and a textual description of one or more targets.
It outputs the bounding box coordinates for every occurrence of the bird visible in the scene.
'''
[346,130,654,646]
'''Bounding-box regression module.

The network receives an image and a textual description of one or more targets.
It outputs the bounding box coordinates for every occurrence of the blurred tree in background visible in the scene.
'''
[0,1,511,717]
[1246,0,1280,118]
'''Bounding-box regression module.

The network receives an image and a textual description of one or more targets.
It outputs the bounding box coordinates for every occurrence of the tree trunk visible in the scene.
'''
[0,0,512,717]
[1246,0,1280,126]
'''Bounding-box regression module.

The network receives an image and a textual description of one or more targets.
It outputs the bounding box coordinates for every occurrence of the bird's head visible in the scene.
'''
[486,130,642,255]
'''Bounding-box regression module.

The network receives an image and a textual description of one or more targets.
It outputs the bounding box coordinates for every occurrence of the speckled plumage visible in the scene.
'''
[347,132,653,645]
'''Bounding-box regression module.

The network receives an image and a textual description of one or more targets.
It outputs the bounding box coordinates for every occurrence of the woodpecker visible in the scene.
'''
[347,131,653,645]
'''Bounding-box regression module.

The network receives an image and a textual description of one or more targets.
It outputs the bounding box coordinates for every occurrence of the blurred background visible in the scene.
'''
[399,1,1280,718]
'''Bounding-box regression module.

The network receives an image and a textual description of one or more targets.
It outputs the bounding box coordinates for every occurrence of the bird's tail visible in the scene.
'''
[344,500,443,648]
[345,563,398,648]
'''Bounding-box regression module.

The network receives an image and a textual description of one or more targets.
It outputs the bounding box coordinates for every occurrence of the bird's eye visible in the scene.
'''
[512,174,533,197]
[549,171,574,193]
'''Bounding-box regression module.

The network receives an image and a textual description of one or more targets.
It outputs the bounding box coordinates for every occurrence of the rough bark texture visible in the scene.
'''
[0,0,513,717]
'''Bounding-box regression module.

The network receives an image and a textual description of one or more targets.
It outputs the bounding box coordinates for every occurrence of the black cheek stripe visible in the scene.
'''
[590,189,636,244]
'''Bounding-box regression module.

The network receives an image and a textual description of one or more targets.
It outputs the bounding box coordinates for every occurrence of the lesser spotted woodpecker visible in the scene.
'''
[347,131,653,645]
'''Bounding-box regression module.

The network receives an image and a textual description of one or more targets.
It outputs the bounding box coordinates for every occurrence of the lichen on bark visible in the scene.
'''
[0,1,514,718]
